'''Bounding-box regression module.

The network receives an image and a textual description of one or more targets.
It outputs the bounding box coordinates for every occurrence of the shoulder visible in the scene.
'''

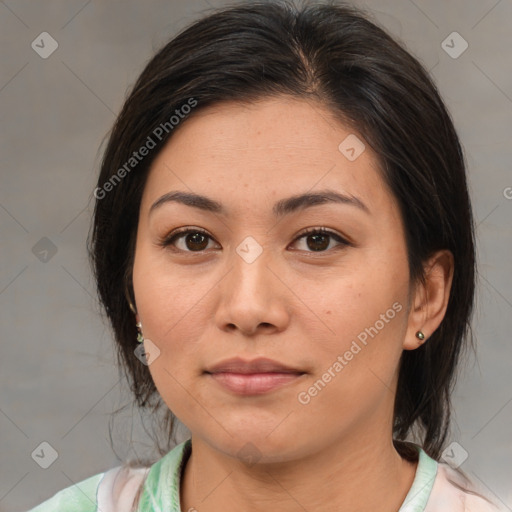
[98,464,150,511]
[26,440,191,512]
[426,462,508,512]
[26,471,105,512]
[26,465,150,512]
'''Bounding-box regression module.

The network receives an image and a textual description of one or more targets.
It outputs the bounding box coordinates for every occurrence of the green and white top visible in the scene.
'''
[27,439,507,511]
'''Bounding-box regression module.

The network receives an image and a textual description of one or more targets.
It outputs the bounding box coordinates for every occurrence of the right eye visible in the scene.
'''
[160,227,220,252]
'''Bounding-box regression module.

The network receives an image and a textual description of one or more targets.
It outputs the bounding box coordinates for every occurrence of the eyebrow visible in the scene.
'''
[149,189,370,217]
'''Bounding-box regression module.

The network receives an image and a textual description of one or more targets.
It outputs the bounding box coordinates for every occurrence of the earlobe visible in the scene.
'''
[403,250,454,350]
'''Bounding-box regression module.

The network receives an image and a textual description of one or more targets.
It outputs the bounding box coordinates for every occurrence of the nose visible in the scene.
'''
[214,243,291,337]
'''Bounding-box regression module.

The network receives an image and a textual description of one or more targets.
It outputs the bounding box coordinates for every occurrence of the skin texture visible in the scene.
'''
[132,96,454,512]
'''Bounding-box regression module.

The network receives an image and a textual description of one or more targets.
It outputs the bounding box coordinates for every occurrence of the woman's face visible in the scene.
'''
[132,96,417,462]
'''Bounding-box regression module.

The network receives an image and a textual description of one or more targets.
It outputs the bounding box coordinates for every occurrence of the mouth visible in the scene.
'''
[204,357,306,395]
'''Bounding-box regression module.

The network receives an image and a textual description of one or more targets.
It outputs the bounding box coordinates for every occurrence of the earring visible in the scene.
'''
[136,321,144,343]
[415,330,425,341]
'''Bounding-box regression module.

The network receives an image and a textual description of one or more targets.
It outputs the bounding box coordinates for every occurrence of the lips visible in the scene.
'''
[205,357,304,375]
[204,357,306,395]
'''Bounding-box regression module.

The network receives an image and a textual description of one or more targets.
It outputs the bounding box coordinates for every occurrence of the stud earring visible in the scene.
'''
[136,321,144,343]
[415,330,425,341]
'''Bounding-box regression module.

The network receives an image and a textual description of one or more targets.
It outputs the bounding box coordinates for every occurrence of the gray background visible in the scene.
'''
[0,0,511,510]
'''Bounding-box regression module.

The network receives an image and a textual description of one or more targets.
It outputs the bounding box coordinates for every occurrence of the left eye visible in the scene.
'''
[290,228,349,252]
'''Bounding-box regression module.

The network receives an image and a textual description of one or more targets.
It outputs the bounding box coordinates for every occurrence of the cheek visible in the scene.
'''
[300,263,408,340]
[297,281,408,417]
[294,264,410,403]
[133,238,203,329]
[132,255,220,415]
[132,269,207,419]
[134,276,209,364]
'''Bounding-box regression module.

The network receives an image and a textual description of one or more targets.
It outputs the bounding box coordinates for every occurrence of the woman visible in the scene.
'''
[28,1,508,510]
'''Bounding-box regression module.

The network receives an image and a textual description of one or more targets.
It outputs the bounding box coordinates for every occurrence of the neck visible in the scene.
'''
[180,427,418,512]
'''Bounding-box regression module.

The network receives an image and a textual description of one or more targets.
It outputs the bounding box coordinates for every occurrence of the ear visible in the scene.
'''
[403,249,454,350]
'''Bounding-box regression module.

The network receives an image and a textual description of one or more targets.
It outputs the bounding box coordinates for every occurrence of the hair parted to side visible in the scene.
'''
[88,0,476,462]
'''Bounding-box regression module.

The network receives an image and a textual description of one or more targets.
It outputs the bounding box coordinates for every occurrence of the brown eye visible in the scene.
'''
[306,232,329,251]
[292,228,349,253]
[161,228,218,252]
[182,231,210,251]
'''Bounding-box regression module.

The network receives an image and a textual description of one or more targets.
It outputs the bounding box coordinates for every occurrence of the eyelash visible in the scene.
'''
[159,226,350,254]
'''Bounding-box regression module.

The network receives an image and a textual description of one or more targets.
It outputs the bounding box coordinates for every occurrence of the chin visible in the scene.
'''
[197,426,307,465]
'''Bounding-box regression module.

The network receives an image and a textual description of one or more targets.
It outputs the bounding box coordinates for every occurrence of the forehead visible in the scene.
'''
[141,96,392,216]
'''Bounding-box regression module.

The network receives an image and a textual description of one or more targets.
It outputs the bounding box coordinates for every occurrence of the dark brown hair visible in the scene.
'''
[88,0,476,462]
